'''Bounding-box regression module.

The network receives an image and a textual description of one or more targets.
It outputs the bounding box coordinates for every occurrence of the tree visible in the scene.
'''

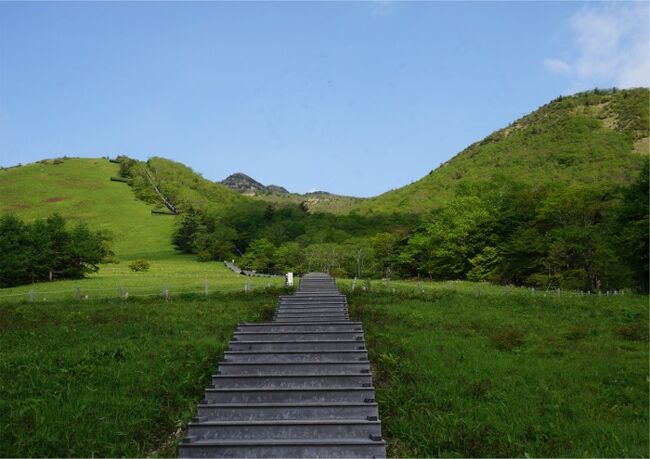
[0,214,110,287]
[617,160,649,291]
[401,196,498,279]
[273,242,304,274]
[241,238,276,273]
[0,215,30,287]
[68,222,110,276]
[173,207,204,253]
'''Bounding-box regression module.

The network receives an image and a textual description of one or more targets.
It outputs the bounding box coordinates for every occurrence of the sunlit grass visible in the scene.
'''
[346,287,649,457]
[0,256,286,303]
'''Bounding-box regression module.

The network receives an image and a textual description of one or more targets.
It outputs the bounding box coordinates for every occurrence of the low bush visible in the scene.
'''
[128,259,150,272]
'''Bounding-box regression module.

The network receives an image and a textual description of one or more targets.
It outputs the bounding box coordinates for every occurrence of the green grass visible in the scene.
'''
[1,277,646,457]
[0,289,287,457]
[0,256,286,303]
[345,286,649,457]
[0,157,175,259]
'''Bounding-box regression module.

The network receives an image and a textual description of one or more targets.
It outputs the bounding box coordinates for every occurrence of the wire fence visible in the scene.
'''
[0,275,634,304]
[0,280,284,303]
[343,278,631,299]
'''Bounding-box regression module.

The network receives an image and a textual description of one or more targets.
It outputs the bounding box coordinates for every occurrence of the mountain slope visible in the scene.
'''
[220,172,366,214]
[354,88,649,214]
[221,172,288,195]
[0,158,176,260]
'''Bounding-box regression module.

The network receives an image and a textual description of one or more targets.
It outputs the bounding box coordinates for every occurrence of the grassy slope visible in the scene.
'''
[345,286,648,457]
[354,88,649,214]
[145,157,245,213]
[0,290,282,457]
[0,158,175,260]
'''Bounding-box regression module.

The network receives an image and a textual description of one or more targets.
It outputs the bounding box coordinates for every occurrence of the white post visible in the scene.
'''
[285,272,294,287]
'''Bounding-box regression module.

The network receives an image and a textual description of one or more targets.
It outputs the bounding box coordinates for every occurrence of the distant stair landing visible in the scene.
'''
[178,273,386,458]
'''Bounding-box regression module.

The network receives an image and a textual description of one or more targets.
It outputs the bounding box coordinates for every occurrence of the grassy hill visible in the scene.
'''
[0,157,176,260]
[354,88,649,214]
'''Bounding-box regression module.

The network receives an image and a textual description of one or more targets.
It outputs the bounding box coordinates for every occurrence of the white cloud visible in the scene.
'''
[544,58,572,75]
[545,3,650,88]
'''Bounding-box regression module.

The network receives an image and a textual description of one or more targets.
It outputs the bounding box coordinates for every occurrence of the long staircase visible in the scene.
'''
[178,273,386,458]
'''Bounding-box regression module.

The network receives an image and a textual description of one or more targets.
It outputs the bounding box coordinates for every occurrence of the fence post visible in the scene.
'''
[162,284,169,300]
[244,283,251,293]
[29,289,34,303]
[75,287,81,300]
[352,277,357,291]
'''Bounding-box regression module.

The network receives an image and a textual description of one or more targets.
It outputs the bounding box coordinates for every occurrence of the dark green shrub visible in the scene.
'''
[128,259,150,272]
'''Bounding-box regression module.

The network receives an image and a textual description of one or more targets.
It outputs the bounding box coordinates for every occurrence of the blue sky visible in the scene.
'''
[1,1,648,197]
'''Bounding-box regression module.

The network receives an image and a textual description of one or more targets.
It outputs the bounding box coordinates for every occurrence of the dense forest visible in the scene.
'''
[0,214,110,287]
[170,159,648,291]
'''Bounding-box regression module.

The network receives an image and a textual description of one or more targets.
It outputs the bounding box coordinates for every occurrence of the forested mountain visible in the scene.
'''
[356,88,648,214]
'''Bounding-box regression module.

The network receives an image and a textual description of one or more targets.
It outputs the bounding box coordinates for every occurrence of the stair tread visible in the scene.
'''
[183,438,385,446]
[189,420,381,426]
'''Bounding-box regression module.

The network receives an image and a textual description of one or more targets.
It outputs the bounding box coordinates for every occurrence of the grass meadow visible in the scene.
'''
[0,289,285,457]
[345,287,649,457]
[1,272,647,457]
[0,256,285,304]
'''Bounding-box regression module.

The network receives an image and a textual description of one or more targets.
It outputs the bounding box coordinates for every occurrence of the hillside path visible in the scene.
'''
[178,273,386,458]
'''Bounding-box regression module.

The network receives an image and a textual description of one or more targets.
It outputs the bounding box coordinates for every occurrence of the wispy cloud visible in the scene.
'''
[545,3,649,88]
[370,0,394,17]
[544,58,572,75]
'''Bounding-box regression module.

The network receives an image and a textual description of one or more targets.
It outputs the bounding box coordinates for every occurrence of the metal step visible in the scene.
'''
[178,438,386,458]
[237,323,362,333]
[223,350,368,363]
[233,331,362,341]
[186,419,382,441]
[229,340,365,352]
[196,402,379,420]
[203,387,376,403]
[211,374,373,389]
[217,361,370,375]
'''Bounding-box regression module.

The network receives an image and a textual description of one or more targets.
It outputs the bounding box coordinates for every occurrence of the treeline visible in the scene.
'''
[172,201,416,276]
[0,214,111,288]
[173,160,648,292]
[394,160,648,291]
